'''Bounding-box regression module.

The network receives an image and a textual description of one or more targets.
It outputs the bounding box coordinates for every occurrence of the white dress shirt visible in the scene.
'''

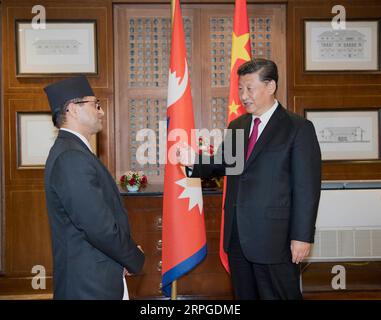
[60,128,93,153]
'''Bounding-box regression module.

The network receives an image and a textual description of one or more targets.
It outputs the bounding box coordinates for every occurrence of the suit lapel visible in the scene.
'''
[90,153,121,196]
[244,105,285,169]
[241,113,253,157]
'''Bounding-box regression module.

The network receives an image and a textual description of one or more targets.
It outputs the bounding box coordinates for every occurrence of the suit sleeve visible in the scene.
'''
[50,150,144,273]
[189,123,239,178]
[290,120,321,243]
[189,154,226,178]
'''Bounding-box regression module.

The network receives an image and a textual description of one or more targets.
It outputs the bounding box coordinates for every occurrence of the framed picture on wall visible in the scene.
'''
[304,20,380,71]
[305,109,380,160]
[15,20,98,76]
[17,112,97,168]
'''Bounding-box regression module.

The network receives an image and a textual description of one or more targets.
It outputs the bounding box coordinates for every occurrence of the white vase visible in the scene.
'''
[127,185,139,192]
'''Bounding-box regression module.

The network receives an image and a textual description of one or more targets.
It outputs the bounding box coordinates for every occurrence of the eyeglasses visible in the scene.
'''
[74,99,102,111]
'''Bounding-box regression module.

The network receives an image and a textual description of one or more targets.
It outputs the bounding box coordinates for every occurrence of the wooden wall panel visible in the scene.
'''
[114,3,286,184]
[123,194,233,300]
[302,261,381,293]
[0,3,3,274]
[290,1,381,90]
[0,0,114,293]
[5,188,52,274]
[287,0,381,180]
[114,4,202,183]
[124,193,381,300]
[3,3,111,92]
[2,0,114,170]
[2,95,114,186]
[294,95,381,180]
[3,96,49,185]
[200,4,286,131]
[1,0,381,298]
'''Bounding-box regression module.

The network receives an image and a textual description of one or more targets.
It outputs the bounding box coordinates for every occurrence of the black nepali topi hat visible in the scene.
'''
[44,75,94,114]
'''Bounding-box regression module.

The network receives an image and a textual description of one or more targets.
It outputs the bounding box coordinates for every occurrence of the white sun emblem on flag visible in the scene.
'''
[175,176,203,214]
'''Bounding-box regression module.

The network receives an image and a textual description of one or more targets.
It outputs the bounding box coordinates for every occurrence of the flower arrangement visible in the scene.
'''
[198,137,223,189]
[198,137,215,156]
[119,170,148,192]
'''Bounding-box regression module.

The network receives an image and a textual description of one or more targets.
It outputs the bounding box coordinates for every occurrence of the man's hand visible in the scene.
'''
[176,142,197,167]
[290,240,311,264]
[124,245,144,276]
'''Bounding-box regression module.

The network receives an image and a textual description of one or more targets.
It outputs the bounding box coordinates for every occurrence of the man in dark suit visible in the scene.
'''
[178,59,321,299]
[44,76,144,299]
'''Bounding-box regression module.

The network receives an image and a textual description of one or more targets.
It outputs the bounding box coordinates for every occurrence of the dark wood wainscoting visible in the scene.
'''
[1,190,381,299]
[123,192,234,300]
[122,191,381,300]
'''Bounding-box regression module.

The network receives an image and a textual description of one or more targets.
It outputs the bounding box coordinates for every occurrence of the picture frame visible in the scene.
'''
[15,20,98,76]
[304,20,380,71]
[305,109,380,161]
[17,112,97,168]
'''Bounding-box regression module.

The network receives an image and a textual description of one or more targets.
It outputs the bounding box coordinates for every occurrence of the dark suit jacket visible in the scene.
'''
[191,104,321,264]
[44,130,144,299]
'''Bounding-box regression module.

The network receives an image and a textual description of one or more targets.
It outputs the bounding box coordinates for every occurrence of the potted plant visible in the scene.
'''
[198,137,223,190]
[119,171,148,192]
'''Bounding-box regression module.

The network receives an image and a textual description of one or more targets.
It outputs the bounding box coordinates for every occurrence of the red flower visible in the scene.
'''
[120,171,148,189]
[128,177,136,186]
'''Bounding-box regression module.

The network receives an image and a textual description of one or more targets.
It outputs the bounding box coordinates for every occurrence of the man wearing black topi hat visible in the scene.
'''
[44,76,145,299]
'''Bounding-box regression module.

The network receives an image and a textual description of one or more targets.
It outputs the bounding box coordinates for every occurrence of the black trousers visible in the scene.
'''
[227,216,303,300]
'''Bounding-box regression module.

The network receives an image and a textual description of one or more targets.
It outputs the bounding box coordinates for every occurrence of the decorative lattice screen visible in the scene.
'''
[127,16,192,88]
[115,5,286,182]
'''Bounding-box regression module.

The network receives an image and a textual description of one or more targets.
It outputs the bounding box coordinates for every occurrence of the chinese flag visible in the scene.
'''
[162,0,207,297]
[220,0,252,273]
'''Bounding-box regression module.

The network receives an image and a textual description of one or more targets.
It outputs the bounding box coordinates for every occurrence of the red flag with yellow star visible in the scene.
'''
[220,0,252,273]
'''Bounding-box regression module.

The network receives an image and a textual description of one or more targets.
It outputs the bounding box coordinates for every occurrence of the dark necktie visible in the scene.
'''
[246,117,261,161]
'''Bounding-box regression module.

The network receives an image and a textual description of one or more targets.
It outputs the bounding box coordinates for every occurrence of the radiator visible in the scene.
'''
[307,188,381,261]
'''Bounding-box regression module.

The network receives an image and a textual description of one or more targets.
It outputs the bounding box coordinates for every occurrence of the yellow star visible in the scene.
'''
[230,32,251,70]
[228,100,240,116]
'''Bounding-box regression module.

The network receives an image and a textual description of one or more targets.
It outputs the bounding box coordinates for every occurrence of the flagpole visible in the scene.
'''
[162,0,207,299]
[171,281,177,300]
[168,0,177,302]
